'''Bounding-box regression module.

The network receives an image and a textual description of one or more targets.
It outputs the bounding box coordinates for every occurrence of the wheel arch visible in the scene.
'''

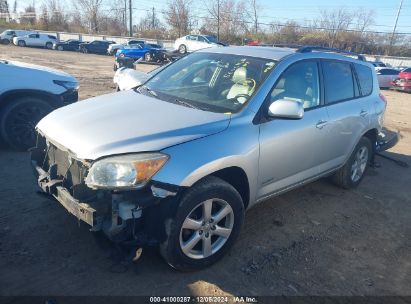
[0,90,59,111]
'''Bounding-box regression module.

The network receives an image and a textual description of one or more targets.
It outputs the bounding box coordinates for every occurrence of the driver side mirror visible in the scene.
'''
[268,99,304,119]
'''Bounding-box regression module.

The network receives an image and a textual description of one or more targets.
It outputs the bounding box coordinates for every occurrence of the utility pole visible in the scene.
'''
[129,0,132,37]
[124,0,127,29]
[152,7,155,29]
[389,0,404,55]
[217,0,220,41]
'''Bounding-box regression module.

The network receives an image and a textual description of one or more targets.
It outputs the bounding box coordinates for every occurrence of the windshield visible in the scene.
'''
[205,36,218,43]
[142,52,276,113]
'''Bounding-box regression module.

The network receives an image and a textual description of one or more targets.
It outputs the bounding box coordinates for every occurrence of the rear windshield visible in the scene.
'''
[355,64,373,96]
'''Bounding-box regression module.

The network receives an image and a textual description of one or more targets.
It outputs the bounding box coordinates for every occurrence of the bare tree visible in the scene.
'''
[319,8,354,48]
[74,0,104,33]
[248,0,260,34]
[163,0,192,38]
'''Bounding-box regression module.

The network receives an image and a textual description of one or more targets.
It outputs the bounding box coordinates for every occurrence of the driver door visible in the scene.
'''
[257,60,332,199]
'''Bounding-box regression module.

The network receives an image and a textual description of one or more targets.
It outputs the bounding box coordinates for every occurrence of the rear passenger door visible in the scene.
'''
[321,60,372,171]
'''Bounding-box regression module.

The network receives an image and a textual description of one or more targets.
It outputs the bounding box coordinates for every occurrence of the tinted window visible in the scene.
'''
[323,61,355,103]
[403,68,411,73]
[29,34,37,38]
[270,61,320,109]
[379,69,399,75]
[355,64,373,96]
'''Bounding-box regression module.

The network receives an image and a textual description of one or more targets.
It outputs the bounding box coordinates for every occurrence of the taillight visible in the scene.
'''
[379,93,387,104]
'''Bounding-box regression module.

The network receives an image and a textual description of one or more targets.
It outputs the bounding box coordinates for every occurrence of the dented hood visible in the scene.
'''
[37,90,231,160]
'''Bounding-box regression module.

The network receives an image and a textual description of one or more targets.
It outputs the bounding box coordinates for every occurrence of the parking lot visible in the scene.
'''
[0,44,410,297]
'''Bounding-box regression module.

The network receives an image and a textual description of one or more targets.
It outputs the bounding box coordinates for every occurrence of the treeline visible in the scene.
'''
[1,0,410,57]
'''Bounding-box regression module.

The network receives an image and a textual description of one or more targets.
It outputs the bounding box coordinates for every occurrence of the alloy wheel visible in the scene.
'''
[179,198,234,259]
[351,146,369,182]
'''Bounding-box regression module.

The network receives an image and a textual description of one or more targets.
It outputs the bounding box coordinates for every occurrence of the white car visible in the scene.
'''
[375,67,399,89]
[0,59,79,150]
[174,35,223,54]
[113,65,167,91]
[0,29,34,45]
[13,33,58,49]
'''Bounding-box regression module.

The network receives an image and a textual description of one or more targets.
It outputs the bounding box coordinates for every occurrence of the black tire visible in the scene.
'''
[332,137,372,189]
[45,42,53,49]
[160,176,244,271]
[82,47,88,54]
[144,52,151,62]
[57,45,64,51]
[18,40,26,47]
[2,38,10,45]
[178,44,187,54]
[0,97,53,151]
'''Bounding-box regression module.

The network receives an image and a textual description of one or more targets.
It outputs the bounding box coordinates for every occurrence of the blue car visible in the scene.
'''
[116,43,165,62]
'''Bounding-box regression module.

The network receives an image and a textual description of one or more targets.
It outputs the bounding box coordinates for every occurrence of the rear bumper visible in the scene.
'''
[376,130,399,152]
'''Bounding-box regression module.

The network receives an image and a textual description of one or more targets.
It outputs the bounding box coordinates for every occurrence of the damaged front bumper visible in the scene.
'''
[30,141,182,245]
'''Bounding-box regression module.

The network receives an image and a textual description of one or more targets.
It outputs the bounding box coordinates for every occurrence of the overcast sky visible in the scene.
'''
[14,0,411,33]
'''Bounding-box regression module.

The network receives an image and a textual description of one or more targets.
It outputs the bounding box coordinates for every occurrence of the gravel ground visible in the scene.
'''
[0,44,410,297]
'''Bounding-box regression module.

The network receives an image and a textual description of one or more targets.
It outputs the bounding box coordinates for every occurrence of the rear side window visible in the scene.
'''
[355,64,373,96]
[323,61,355,103]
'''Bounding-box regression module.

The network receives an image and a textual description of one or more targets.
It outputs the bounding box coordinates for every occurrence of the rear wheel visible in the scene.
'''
[2,38,10,45]
[0,97,53,151]
[178,44,187,54]
[144,52,152,62]
[332,137,372,189]
[18,40,26,47]
[45,42,53,49]
[160,176,244,271]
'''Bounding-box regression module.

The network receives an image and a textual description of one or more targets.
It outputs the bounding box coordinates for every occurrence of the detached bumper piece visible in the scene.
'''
[376,130,399,152]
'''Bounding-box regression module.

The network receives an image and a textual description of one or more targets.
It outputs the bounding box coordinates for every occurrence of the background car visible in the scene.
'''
[0,29,34,45]
[0,59,79,150]
[53,39,81,51]
[174,34,223,54]
[376,67,399,89]
[79,40,115,54]
[107,39,145,55]
[370,61,387,68]
[13,33,57,49]
[116,44,166,62]
[398,67,411,79]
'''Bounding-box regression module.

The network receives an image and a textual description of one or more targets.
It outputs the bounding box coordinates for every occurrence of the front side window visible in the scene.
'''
[355,64,373,96]
[142,52,277,113]
[323,61,355,103]
[29,34,37,38]
[270,61,320,109]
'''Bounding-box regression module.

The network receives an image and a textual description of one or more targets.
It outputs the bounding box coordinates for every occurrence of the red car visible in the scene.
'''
[391,68,411,92]
[398,68,411,79]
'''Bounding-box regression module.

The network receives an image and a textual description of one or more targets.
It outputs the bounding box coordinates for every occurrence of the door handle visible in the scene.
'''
[360,110,368,117]
[316,120,328,129]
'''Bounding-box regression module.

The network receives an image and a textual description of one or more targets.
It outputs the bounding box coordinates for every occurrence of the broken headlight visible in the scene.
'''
[85,153,169,190]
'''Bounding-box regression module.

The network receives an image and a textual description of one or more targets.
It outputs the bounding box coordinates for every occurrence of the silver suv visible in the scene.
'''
[31,46,387,270]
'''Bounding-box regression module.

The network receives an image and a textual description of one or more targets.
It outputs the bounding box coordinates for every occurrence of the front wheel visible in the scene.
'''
[18,40,26,47]
[2,38,10,45]
[0,97,53,151]
[160,176,244,271]
[57,45,64,51]
[332,137,372,189]
[45,42,53,49]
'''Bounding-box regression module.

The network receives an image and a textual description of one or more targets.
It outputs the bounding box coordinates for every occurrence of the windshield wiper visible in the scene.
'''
[138,85,158,98]
[174,99,201,110]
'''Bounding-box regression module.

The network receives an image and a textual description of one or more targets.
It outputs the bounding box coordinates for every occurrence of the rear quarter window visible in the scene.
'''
[323,61,355,103]
[355,64,373,96]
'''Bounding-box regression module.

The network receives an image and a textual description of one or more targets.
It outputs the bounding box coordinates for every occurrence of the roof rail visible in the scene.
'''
[297,46,366,61]
[272,43,303,49]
